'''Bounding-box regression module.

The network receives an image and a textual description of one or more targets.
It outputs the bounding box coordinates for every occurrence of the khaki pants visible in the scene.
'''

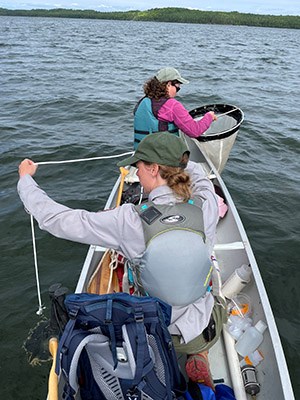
[171,296,228,354]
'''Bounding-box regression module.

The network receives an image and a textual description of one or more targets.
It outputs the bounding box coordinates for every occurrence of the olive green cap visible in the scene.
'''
[117,132,190,168]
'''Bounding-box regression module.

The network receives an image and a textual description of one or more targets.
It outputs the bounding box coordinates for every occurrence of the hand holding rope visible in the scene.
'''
[19,151,134,315]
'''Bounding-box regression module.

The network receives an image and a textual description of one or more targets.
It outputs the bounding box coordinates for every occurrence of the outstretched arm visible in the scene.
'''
[17,159,144,259]
[159,99,217,138]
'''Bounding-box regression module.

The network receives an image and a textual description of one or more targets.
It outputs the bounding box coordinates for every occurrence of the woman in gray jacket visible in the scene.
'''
[18,132,225,388]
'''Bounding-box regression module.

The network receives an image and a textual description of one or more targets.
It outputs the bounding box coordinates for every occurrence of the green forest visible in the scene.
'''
[0,7,299,29]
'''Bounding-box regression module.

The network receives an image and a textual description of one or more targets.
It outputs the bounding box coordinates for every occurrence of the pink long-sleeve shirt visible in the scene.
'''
[158,98,213,138]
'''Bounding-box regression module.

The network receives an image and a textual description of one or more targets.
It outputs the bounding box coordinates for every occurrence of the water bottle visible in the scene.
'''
[227,315,252,340]
[235,320,267,357]
[240,349,264,367]
[222,264,252,299]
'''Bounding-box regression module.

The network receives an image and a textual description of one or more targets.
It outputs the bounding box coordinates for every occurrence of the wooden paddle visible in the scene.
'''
[87,167,129,295]
[88,249,120,294]
[48,337,58,400]
[116,167,130,207]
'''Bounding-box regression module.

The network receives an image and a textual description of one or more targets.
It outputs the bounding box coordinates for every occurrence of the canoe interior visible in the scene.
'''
[67,135,294,400]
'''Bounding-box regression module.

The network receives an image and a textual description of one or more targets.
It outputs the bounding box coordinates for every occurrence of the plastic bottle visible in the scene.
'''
[227,315,253,340]
[240,349,264,367]
[228,293,252,318]
[222,264,252,299]
[235,320,267,357]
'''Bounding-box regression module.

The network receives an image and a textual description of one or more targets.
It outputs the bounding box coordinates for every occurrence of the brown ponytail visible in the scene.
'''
[158,164,191,202]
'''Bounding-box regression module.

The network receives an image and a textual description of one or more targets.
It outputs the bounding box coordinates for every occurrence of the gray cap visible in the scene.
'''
[155,67,189,84]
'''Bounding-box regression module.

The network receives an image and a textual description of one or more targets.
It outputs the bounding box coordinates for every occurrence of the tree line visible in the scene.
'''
[0,7,299,29]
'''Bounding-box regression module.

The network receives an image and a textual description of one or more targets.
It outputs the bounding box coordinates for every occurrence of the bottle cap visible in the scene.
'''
[255,320,267,334]
[237,264,252,281]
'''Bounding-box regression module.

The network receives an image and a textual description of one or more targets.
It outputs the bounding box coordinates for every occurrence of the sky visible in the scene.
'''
[0,0,299,16]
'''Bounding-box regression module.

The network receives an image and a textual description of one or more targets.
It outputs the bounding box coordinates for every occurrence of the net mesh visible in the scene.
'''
[147,334,166,385]
[23,318,54,366]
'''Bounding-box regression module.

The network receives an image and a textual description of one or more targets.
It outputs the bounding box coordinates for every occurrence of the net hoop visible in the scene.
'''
[190,104,244,142]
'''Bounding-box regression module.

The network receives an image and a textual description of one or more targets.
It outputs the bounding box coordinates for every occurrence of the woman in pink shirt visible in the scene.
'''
[133,67,217,149]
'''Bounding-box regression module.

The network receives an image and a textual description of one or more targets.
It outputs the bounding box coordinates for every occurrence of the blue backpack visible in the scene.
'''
[56,292,185,400]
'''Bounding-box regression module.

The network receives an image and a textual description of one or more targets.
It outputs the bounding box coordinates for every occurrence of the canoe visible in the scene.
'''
[50,105,294,399]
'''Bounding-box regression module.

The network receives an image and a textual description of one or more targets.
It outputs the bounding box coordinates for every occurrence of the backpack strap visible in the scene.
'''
[61,332,116,400]
[105,298,118,368]
[125,311,175,400]
[55,313,78,375]
[132,305,154,388]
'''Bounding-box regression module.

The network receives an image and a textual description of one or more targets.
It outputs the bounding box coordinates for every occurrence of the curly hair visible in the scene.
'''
[143,77,169,100]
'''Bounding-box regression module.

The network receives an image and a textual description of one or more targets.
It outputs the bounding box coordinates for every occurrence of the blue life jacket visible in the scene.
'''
[133,97,179,149]
[131,199,212,306]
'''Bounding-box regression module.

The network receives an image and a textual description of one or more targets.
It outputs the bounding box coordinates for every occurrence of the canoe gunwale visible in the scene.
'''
[208,156,295,399]
[70,136,294,400]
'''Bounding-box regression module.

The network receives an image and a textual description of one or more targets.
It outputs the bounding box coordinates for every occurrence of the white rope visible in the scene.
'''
[35,151,133,166]
[107,250,119,293]
[138,186,144,205]
[30,214,45,315]
[230,296,246,319]
[27,150,133,313]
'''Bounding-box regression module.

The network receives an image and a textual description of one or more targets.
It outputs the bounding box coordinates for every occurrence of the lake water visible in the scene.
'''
[0,16,299,399]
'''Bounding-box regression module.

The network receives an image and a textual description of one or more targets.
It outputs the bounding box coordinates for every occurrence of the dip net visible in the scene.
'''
[23,284,69,366]
[187,104,244,173]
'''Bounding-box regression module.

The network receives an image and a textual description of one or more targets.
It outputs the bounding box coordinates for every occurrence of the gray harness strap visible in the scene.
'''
[135,199,206,244]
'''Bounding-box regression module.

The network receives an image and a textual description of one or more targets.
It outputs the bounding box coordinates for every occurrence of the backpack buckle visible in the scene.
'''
[126,388,139,399]
[134,311,144,323]
[68,305,79,319]
[134,306,144,322]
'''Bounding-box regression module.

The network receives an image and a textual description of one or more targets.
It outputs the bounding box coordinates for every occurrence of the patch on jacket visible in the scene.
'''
[160,214,186,224]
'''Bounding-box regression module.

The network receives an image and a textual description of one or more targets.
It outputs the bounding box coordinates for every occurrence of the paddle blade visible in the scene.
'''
[87,250,120,294]
[48,337,58,400]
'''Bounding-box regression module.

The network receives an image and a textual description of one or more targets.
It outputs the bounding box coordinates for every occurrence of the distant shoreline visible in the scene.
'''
[0,7,299,29]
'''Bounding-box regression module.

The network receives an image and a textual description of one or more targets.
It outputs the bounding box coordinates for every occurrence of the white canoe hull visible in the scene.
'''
[69,135,294,400]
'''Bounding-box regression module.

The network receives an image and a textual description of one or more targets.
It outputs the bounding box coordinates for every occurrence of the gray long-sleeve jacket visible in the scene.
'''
[17,161,219,343]
[17,161,218,257]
